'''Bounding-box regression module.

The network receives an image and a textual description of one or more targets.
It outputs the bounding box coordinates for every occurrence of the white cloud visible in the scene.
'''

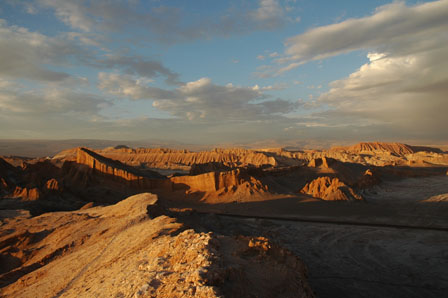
[98,74,299,121]
[317,48,448,138]
[279,1,448,70]
[252,0,448,140]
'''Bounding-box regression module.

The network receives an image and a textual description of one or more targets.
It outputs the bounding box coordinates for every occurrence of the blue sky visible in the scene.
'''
[0,0,447,146]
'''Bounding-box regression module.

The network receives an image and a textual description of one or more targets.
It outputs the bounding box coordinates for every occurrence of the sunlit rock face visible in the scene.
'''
[300,176,363,201]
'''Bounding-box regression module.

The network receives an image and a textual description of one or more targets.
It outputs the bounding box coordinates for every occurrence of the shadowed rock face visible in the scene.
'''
[0,157,19,192]
[300,177,363,201]
[0,193,315,298]
[76,147,165,180]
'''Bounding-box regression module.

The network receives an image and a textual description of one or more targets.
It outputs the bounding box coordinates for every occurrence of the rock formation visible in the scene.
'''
[56,147,279,170]
[11,186,40,200]
[0,157,19,192]
[171,168,269,202]
[73,148,270,203]
[76,147,164,180]
[300,177,363,201]
[0,193,314,298]
[73,147,170,192]
[1,141,447,217]
[44,178,60,191]
[331,142,416,156]
[53,141,448,171]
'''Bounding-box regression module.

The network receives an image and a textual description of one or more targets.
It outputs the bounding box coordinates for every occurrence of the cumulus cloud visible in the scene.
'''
[317,48,448,139]
[263,0,448,140]
[277,0,448,71]
[98,74,300,121]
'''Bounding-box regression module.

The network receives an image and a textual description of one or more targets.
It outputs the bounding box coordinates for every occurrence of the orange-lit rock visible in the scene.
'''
[75,147,169,190]
[300,176,363,201]
[170,168,268,202]
[12,186,40,200]
[45,178,60,191]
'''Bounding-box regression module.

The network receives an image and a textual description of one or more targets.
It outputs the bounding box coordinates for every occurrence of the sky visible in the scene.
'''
[0,0,447,146]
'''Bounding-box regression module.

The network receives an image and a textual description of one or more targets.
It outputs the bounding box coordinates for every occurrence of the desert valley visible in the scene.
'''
[1,141,448,297]
[1,0,448,297]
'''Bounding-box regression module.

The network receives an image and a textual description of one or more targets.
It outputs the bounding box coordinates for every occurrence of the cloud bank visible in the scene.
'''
[99,74,300,121]
[277,0,448,140]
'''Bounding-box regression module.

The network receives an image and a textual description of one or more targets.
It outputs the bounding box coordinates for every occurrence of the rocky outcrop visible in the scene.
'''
[300,177,363,201]
[331,142,443,156]
[0,193,314,298]
[54,142,448,171]
[44,178,60,191]
[333,142,415,156]
[76,147,164,180]
[73,148,270,203]
[99,147,278,169]
[12,186,40,200]
[56,147,279,170]
[307,157,334,168]
[171,168,268,202]
[75,147,169,190]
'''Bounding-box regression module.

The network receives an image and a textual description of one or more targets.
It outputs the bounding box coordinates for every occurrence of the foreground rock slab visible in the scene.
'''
[0,193,314,298]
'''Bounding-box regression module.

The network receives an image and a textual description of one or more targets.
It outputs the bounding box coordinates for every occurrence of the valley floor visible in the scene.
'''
[207,216,448,298]
[177,176,448,298]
